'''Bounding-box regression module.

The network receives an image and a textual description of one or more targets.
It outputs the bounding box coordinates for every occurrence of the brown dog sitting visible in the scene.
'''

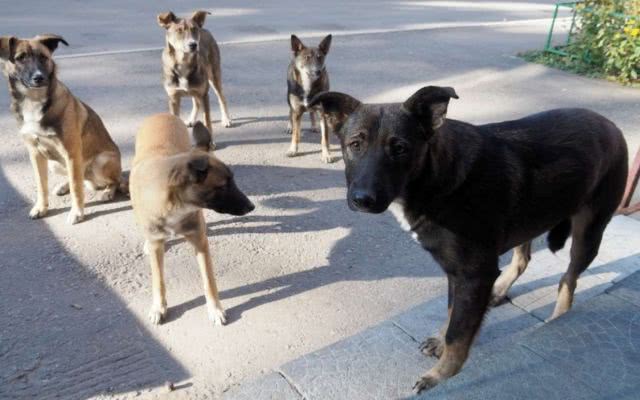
[130,114,254,325]
[0,34,124,224]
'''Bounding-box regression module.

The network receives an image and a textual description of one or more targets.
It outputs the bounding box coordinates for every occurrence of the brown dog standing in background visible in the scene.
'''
[158,10,232,149]
[286,34,332,162]
[130,114,254,325]
[0,34,124,224]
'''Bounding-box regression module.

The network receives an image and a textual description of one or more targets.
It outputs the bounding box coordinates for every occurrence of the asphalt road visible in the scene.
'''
[0,2,638,398]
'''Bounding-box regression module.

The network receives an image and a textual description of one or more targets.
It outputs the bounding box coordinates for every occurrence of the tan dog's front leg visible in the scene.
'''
[65,152,85,224]
[147,239,167,324]
[26,146,49,219]
[286,109,303,157]
[168,94,181,117]
[185,217,226,326]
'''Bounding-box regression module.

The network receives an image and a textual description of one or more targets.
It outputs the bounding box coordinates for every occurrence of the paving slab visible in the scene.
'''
[279,322,433,400]
[223,372,301,400]
[393,295,541,349]
[413,344,599,400]
[520,294,640,399]
[607,271,640,307]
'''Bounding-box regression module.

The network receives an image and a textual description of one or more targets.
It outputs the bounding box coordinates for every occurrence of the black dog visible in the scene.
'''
[310,86,628,392]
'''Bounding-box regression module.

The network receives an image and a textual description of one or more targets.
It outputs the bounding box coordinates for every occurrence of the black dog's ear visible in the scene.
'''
[35,34,68,53]
[0,36,17,62]
[403,86,458,133]
[318,34,332,55]
[309,91,362,134]
[191,10,211,28]
[291,35,305,54]
[192,121,212,151]
[158,11,177,29]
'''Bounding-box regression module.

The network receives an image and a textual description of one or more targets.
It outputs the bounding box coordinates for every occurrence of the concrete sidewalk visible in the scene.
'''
[225,217,640,400]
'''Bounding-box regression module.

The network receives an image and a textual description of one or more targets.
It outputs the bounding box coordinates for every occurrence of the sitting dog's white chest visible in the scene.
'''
[19,98,56,138]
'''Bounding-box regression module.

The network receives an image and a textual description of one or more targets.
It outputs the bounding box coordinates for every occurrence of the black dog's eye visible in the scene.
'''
[389,140,409,157]
[349,140,362,153]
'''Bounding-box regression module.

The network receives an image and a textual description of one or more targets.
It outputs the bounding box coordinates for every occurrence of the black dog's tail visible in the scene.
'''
[547,219,572,253]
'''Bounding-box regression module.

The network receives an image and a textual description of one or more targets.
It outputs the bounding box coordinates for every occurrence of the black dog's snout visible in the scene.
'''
[351,190,376,210]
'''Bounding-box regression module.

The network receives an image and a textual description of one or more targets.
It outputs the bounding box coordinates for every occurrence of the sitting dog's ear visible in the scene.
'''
[403,86,458,134]
[0,36,17,62]
[192,122,212,152]
[158,11,177,29]
[309,91,361,134]
[191,10,211,28]
[291,35,305,54]
[319,34,332,55]
[35,34,69,53]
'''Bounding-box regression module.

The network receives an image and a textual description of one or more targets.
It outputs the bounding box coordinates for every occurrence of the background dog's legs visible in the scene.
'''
[421,274,455,358]
[310,110,318,132]
[187,97,200,127]
[286,109,303,157]
[320,114,331,163]
[147,239,167,325]
[65,153,85,224]
[490,242,532,306]
[210,75,232,128]
[200,93,215,150]
[26,146,49,219]
[414,274,494,393]
[169,94,181,118]
[185,216,226,326]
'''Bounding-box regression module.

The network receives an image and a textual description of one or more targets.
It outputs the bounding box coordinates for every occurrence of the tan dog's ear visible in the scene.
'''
[308,91,362,134]
[191,10,211,28]
[291,35,304,54]
[35,34,68,53]
[192,122,212,151]
[158,11,177,29]
[168,155,210,187]
[0,36,17,62]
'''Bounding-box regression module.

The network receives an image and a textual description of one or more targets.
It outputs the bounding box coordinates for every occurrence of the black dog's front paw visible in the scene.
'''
[420,336,444,358]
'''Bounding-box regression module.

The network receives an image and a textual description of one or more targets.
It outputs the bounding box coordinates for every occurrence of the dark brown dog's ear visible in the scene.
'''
[158,11,177,29]
[36,34,68,53]
[403,86,458,133]
[0,36,17,62]
[291,35,305,54]
[191,10,211,28]
[318,34,332,55]
[192,122,212,151]
[309,91,361,134]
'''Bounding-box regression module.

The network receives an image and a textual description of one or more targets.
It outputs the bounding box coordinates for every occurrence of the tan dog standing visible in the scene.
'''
[158,10,233,149]
[130,114,254,325]
[0,34,124,224]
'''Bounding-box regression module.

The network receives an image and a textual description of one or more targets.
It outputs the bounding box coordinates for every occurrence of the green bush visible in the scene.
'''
[569,0,640,84]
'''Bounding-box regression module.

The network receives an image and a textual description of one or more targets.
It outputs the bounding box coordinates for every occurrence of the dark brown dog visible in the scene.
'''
[158,10,232,149]
[0,34,124,224]
[130,114,253,325]
[311,86,628,392]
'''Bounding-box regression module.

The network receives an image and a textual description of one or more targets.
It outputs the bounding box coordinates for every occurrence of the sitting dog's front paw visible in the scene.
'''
[148,306,167,325]
[208,306,227,326]
[420,336,444,358]
[413,374,440,393]
[29,205,48,219]
[66,208,84,225]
